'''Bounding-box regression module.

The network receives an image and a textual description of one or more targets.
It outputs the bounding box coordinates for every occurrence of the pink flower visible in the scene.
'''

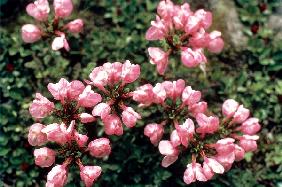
[161,155,179,168]
[196,113,219,134]
[183,163,207,184]
[214,138,236,170]
[102,62,122,85]
[46,165,68,187]
[182,86,201,106]
[222,99,239,118]
[26,0,50,21]
[184,15,201,34]
[189,101,207,116]
[170,130,181,147]
[80,113,96,123]
[162,79,185,101]
[88,138,111,158]
[34,147,56,168]
[121,60,141,84]
[203,157,224,174]
[238,117,261,135]
[158,140,179,156]
[28,123,47,146]
[78,85,102,108]
[234,144,245,161]
[41,123,69,144]
[67,80,85,100]
[144,123,164,146]
[53,0,73,18]
[51,33,70,51]
[74,131,89,147]
[145,16,168,40]
[47,78,69,101]
[157,0,174,19]
[21,24,42,43]
[194,9,212,29]
[121,107,141,128]
[133,84,154,106]
[89,67,108,89]
[189,28,210,48]
[202,162,214,180]
[148,47,169,75]
[172,3,191,30]
[152,83,167,104]
[29,93,54,119]
[232,105,250,124]
[102,114,123,136]
[207,31,224,53]
[238,135,259,152]
[181,48,206,68]
[65,19,84,33]
[175,118,195,147]
[80,165,102,187]
[92,103,111,119]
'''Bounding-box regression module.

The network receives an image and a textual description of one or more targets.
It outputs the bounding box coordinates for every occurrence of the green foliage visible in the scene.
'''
[0,0,281,186]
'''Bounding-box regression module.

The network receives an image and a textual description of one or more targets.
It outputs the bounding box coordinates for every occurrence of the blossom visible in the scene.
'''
[21,24,42,43]
[222,99,239,118]
[34,147,56,167]
[121,107,141,128]
[88,138,111,158]
[121,60,141,84]
[51,33,70,51]
[28,123,47,146]
[29,93,54,119]
[196,113,219,134]
[181,48,206,68]
[79,113,96,123]
[41,123,69,144]
[46,165,68,187]
[238,117,261,135]
[102,114,123,136]
[65,19,84,33]
[207,31,224,53]
[133,84,154,106]
[148,47,169,75]
[53,0,73,18]
[79,165,102,187]
[77,85,102,108]
[92,103,111,119]
[144,123,164,146]
[162,79,185,101]
[159,140,179,167]
[232,105,250,123]
[203,157,224,174]
[175,118,195,147]
[182,86,201,105]
[238,135,259,152]
[183,163,207,184]
[26,0,50,21]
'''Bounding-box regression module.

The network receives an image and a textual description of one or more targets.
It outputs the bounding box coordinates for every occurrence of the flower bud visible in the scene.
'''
[47,78,70,101]
[29,93,54,119]
[144,123,164,146]
[222,99,239,118]
[121,60,140,84]
[133,84,154,106]
[239,135,259,152]
[239,117,261,135]
[102,115,123,136]
[46,165,68,187]
[80,165,102,187]
[80,113,96,123]
[196,113,219,134]
[41,123,69,144]
[233,105,250,124]
[34,147,56,167]
[78,85,102,108]
[148,47,169,75]
[53,0,73,18]
[153,83,167,104]
[51,34,70,51]
[182,86,201,106]
[121,107,141,128]
[207,31,224,53]
[28,123,47,146]
[65,19,84,33]
[21,24,41,43]
[88,138,111,158]
[181,48,206,68]
[26,0,50,21]
[92,102,111,119]
[74,131,89,147]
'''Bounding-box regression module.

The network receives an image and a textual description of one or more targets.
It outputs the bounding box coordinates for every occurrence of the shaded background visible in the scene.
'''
[0,0,282,186]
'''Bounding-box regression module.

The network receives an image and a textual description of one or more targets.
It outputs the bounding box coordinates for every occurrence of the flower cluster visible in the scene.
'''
[146,0,224,75]
[28,60,140,186]
[133,80,260,184]
[88,60,141,135]
[21,0,83,51]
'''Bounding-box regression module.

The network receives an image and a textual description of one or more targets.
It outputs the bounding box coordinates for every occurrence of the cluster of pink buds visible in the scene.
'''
[88,60,141,135]
[21,0,83,51]
[146,0,224,74]
[27,60,141,186]
[133,80,260,184]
